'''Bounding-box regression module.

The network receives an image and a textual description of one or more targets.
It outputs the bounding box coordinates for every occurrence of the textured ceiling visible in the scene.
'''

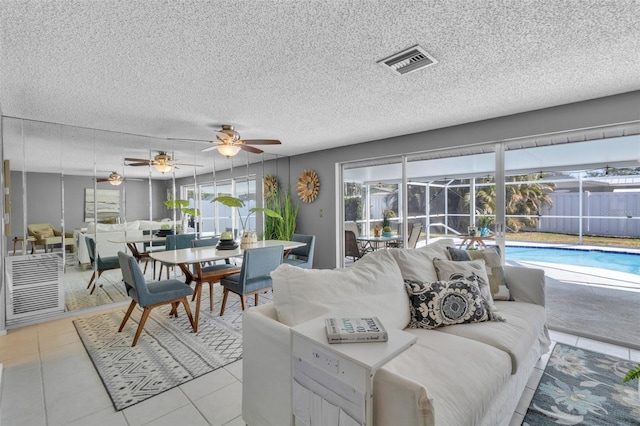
[1,0,639,178]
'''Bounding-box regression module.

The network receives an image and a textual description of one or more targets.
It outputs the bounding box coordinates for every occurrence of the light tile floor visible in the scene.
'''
[1,310,637,426]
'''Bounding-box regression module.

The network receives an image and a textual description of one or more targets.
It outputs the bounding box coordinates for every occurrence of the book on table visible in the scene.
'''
[324,317,388,343]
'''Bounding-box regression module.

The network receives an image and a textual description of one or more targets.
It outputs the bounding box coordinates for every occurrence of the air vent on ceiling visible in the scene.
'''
[377,45,438,75]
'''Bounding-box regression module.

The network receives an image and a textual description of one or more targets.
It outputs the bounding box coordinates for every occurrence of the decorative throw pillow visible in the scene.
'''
[404,277,489,329]
[446,246,471,261]
[466,247,510,300]
[432,258,504,322]
[36,228,55,239]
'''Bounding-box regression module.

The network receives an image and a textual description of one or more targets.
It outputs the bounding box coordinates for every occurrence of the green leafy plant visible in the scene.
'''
[212,195,282,231]
[476,209,493,228]
[623,364,640,384]
[382,209,395,229]
[265,188,299,241]
[164,199,200,218]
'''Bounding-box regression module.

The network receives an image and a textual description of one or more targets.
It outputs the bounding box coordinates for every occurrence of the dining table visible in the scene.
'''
[356,235,402,251]
[149,239,306,332]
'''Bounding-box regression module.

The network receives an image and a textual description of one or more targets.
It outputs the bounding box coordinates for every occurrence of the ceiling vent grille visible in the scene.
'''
[378,45,438,75]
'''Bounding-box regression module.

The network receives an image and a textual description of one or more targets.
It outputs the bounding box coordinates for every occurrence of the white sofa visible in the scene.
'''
[76,219,173,266]
[242,239,551,426]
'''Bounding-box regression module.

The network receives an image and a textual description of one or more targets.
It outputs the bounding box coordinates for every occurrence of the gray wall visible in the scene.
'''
[287,91,640,269]
[10,171,166,235]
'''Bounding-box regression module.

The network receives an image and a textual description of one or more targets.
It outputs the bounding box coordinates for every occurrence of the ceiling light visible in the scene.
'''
[154,163,173,173]
[109,178,123,186]
[216,144,241,158]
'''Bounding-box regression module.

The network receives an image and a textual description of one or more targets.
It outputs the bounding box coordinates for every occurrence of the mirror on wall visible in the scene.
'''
[1,116,287,326]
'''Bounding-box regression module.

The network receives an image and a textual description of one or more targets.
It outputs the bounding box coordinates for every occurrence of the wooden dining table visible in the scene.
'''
[149,239,306,331]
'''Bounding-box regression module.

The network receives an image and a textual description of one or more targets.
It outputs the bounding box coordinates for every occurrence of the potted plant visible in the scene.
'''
[382,209,395,237]
[212,195,283,248]
[476,209,493,237]
[164,199,201,233]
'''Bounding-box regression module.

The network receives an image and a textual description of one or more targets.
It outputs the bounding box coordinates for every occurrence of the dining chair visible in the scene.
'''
[219,245,283,315]
[190,237,240,318]
[85,236,121,295]
[283,234,315,269]
[117,251,195,346]
[387,222,414,249]
[157,233,197,279]
[345,230,365,261]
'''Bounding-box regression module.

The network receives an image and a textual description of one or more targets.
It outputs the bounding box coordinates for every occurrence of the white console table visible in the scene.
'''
[291,318,416,426]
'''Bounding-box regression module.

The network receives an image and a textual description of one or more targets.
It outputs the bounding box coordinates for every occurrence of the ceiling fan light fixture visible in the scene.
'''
[154,163,173,173]
[109,178,123,186]
[217,144,242,158]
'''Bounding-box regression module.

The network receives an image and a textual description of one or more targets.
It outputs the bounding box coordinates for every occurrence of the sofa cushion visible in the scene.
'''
[381,329,512,426]
[35,228,55,239]
[433,258,504,322]
[272,249,410,329]
[435,301,547,374]
[404,278,488,329]
[446,246,510,300]
[389,238,455,283]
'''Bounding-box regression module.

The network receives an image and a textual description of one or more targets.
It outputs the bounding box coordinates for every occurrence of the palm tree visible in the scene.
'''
[472,174,554,232]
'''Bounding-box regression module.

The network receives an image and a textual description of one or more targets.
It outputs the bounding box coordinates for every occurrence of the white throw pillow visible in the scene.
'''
[389,248,440,283]
[272,249,410,329]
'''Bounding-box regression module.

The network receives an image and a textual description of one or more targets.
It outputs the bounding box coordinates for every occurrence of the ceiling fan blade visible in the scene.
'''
[174,162,205,167]
[96,178,109,182]
[126,162,152,167]
[167,137,212,142]
[201,145,218,152]
[124,157,152,163]
[239,144,264,154]
[242,139,281,145]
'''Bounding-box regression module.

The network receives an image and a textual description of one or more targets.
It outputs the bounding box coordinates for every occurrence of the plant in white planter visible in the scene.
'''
[212,195,282,248]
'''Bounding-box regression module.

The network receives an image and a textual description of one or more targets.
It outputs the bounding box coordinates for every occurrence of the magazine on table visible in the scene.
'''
[324,317,388,343]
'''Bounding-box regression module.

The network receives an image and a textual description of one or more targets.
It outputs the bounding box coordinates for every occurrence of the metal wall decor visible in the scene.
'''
[297,169,320,203]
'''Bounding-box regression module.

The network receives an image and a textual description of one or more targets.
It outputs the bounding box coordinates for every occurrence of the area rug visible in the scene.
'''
[74,285,270,411]
[523,343,640,425]
[64,268,129,312]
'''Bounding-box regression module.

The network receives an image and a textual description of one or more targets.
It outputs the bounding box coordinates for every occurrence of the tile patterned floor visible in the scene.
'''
[1,308,637,426]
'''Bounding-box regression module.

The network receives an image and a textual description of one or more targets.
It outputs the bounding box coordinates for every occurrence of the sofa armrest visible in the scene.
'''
[504,265,545,306]
[374,368,434,426]
[242,304,294,426]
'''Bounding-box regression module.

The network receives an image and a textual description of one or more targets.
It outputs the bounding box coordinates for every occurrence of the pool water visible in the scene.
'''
[505,246,640,276]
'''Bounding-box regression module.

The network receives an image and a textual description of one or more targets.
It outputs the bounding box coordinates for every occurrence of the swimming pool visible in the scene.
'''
[505,246,640,276]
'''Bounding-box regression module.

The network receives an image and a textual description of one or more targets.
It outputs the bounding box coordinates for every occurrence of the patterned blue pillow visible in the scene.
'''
[404,278,489,329]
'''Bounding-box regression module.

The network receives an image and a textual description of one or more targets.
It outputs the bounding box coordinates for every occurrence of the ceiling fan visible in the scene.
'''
[96,171,126,186]
[124,151,203,173]
[96,171,145,186]
[171,125,281,158]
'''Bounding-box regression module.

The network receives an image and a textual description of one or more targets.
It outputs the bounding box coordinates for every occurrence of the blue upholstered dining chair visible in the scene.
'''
[219,245,283,315]
[283,233,316,269]
[190,237,239,312]
[85,236,121,295]
[157,233,197,279]
[117,251,195,346]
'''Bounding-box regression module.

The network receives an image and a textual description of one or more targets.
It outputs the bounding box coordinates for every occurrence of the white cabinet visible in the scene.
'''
[291,318,416,426]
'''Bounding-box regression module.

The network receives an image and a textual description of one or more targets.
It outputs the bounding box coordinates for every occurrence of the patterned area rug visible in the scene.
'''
[74,285,270,411]
[64,268,129,312]
[524,343,640,425]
